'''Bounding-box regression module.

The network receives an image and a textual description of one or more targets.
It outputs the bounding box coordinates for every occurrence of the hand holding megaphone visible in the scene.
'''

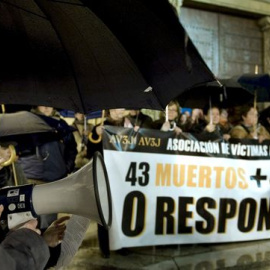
[0,152,112,231]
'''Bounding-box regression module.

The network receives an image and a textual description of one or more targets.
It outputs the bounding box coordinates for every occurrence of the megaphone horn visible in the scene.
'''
[0,152,112,230]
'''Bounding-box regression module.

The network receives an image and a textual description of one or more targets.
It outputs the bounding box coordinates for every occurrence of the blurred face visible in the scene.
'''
[180,114,187,123]
[109,108,125,121]
[129,110,139,116]
[207,107,220,125]
[167,104,178,121]
[75,112,84,121]
[0,146,11,167]
[37,106,54,116]
[243,107,258,126]
[192,108,203,119]
[220,109,228,124]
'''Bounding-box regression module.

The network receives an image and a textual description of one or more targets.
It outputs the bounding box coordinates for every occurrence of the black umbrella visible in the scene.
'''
[83,0,216,107]
[0,0,161,113]
[0,0,216,113]
[0,111,54,137]
[236,73,270,102]
[0,111,76,155]
[177,79,254,108]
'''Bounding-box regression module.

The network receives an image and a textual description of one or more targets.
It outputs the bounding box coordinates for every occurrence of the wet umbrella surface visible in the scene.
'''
[0,0,215,112]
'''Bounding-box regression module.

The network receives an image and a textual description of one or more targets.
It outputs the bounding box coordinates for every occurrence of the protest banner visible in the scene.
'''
[102,126,270,250]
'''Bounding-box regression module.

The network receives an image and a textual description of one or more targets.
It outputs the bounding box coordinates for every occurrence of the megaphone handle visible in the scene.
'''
[0,184,38,229]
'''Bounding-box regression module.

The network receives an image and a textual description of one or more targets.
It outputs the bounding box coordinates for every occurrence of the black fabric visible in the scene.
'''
[83,0,216,107]
[0,228,50,270]
[0,0,161,112]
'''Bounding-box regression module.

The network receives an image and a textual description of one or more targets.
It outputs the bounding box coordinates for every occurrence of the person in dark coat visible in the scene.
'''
[0,204,69,270]
[18,106,77,183]
[17,106,77,229]
[151,100,182,135]
[87,108,131,258]
[0,205,49,270]
[71,112,93,170]
[126,109,153,130]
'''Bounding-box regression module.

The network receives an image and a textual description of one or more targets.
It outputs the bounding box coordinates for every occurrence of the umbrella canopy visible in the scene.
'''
[177,79,254,108]
[0,0,215,113]
[83,0,216,107]
[0,111,54,137]
[236,73,270,102]
[0,0,161,113]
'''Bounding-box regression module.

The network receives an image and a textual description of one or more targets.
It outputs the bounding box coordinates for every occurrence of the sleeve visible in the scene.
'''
[63,132,78,173]
[0,228,50,270]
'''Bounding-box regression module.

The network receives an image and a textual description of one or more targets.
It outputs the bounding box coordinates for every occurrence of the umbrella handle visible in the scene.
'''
[0,145,17,167]
[88,132,102,144]
[88,110,105,144]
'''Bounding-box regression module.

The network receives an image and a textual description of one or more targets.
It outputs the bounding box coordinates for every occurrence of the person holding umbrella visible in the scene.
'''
[71,112,93,170]
[229,104,270,143]
[125,109,153,130]
[0,142,28,188]
[151,100,183,135]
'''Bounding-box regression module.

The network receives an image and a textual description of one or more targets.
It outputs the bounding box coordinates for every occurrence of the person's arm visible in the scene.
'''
[0,229,50,270]
[0,205,50,270]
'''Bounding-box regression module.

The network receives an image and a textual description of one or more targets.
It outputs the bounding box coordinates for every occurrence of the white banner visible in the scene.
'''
[102,126,270,250]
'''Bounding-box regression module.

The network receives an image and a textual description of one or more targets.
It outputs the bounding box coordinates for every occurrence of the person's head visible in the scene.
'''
[36,106,54,117]
[205,106,220,125]
[241,104,259,127]
[129,110,140,117]
[108,108,125,121]
[75,112,84,121]
[219,109,229,125]
[191,108,203,119]
[180,113,188,124]
[167,100,181,121]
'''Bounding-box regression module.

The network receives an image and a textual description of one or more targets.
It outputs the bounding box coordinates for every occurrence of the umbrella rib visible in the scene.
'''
[1,1,83,20]
[49,0,84,6]
[1,0,47,19]
[34,0,87,113]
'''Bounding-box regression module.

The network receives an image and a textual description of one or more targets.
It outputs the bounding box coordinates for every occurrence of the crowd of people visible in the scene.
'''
[1,101,270,268]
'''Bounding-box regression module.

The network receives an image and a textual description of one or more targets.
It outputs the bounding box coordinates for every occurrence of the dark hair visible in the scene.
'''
[239,103,257,117]
[203,104,220,115]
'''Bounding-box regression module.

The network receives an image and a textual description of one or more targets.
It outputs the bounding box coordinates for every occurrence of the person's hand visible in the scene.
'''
[161,121,170,132]
[20,219,41,235]
[174,126,182,135]
[223,134,231,141]
[205,123,216,133]
[43,216,70,247]
[12,219,42,235]
[96,126,104,136]
[258,134,267,144]
[0,146,11,170]
[124,117,133,128]
[133,126,140,132]
[1,205,41,235]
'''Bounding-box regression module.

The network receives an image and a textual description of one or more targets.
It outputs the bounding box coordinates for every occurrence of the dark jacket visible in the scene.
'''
[18,118,77,182]
[0,228,50,270]
[126,112,153,129]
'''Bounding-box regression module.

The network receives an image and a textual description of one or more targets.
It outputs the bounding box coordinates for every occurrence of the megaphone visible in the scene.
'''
[0,152,112,230]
